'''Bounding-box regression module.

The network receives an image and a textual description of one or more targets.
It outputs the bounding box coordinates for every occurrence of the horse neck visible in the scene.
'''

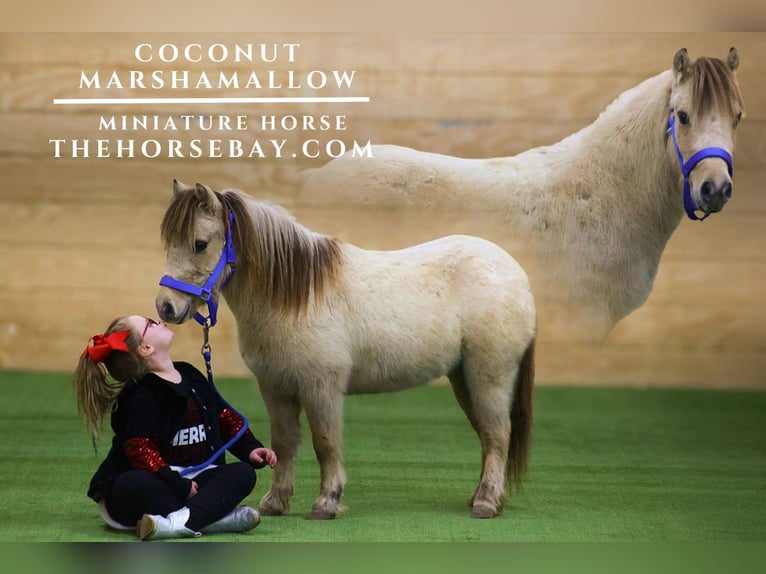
[561,70,683,236]
[489,70,684,320]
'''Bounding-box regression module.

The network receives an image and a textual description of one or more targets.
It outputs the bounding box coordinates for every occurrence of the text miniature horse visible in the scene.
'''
[297,48,745,343]
[156,181,537,519]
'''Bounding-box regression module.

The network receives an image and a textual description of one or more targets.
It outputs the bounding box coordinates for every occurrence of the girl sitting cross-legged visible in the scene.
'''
[74,314,277,540]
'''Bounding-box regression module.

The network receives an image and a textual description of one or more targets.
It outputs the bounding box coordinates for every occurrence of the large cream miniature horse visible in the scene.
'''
[297,48,745,343]
[156,182,537,519]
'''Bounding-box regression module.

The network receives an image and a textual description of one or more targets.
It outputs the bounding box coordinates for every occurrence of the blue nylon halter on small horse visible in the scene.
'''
[667,108,734,221]
[159,210,237,327]
[157,208,250,476]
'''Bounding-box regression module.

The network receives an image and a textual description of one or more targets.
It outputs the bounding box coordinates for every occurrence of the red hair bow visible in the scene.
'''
[82,329,132,363]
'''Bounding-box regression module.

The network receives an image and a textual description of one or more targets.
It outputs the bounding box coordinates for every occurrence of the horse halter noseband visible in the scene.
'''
[667,108,733,221]
[159,210,236,326]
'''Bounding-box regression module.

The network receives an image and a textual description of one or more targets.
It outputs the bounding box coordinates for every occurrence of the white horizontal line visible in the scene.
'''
[53,96,371,105]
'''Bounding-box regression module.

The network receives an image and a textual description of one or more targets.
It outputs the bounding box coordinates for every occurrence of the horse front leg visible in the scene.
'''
[258,388,302,516]
[301,387,347,520]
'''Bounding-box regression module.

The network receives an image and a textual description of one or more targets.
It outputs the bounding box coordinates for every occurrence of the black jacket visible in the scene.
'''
[87,361,263,502]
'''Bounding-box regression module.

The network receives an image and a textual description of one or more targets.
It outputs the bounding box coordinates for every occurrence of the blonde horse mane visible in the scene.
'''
[689,56,744,118]
[161,188,344,314]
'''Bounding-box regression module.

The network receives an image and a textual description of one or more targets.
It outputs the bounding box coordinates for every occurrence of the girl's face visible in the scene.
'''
[127,315,174,351]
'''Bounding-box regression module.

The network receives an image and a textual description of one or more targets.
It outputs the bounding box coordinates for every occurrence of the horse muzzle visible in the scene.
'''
[156,292,192,324]
[697,178,733,214]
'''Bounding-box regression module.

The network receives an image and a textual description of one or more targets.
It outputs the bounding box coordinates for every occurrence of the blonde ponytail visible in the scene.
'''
[73,316,146,439]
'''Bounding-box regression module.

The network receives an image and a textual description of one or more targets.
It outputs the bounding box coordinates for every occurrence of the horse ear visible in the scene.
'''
[172,179,189,197]
[727,47,739,73]
[673,48,691,80]
[195,182,219,212]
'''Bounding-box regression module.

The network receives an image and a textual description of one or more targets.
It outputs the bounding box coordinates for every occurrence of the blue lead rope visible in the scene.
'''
[179,320,250,477]
[158,207,248,476]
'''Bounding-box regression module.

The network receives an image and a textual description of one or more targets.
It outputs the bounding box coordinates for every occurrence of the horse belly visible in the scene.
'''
[345,362,453,395]
[345,329,462,395]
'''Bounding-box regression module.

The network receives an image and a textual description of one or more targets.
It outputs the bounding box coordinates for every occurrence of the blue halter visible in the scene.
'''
[667,109,733,221]
[159,210,236,326]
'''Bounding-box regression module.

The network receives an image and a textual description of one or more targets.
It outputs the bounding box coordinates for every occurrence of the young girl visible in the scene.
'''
[74,315,277,540]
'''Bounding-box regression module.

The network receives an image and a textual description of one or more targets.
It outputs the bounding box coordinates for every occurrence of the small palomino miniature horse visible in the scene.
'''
[156,181,537,519]
[297,48,746,343]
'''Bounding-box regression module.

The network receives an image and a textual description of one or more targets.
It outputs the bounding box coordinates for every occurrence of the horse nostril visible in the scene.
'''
[722,181,733,201]
[700,179,715,198]
[160,301,175,321]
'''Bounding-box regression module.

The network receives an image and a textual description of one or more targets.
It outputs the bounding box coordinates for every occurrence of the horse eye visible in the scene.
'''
[677,110,690,126]
[194,240,208,254]
[734,111,742,128]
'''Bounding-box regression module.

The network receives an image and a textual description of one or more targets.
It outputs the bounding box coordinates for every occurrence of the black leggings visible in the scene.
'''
[105,462,257,531]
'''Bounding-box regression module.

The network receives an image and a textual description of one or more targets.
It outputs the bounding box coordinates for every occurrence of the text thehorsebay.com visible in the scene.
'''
[50,42,374,160]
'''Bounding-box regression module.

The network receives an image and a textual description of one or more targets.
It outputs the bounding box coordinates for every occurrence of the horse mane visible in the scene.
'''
[161,188,344,314]
[690,56,744,118]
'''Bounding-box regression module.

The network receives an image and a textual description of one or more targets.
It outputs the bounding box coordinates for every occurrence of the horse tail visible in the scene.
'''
[508,334,535,490]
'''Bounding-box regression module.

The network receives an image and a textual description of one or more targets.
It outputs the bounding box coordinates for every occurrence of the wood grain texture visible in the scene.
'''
[3,114,765,170]
[1,33,764,387]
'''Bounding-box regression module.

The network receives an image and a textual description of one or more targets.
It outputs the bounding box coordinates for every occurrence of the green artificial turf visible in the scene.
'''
[0,371,764,542]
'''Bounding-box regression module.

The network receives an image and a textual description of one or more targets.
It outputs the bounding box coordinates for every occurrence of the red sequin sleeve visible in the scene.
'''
[217,405,264,463]
[124,437,167,472]
[218,407,247,438]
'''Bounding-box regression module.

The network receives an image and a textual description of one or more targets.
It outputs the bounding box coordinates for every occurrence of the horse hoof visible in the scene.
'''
[471,504,497,519]
[307,509,336,520]
[258,504,285,516]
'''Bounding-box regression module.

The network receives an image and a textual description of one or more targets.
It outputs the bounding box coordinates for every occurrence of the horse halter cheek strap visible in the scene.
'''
[667,108,733,221]
[159,210,236,327]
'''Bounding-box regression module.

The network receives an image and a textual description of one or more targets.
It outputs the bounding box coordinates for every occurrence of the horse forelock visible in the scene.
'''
[220,190,343,313]
[160,189,210,251]
[690,57,744,119]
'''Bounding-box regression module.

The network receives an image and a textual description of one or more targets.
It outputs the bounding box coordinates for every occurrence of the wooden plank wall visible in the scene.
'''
[1,33,764,388]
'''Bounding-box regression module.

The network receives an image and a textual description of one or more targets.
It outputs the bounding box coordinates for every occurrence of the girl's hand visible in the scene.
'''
[187,480,199,500]
[250,447,277,468]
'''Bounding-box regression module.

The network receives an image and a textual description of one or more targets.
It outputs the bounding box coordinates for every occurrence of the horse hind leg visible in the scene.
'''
[258,389,302,516]
[463,363,514,519]
[302,387,347,520]
[448,366,483,508]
